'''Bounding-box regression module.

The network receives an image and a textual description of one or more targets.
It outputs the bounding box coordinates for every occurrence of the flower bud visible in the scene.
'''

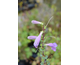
[27,36,37,39]
[31,20,43,25]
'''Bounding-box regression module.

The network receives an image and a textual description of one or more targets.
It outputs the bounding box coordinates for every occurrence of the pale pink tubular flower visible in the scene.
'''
[27,36,37,40]
[45,43,57,51]
[34,31,43,48]
[31,20,43,25]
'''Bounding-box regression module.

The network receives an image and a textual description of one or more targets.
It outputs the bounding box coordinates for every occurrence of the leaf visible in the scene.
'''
[39,48,43,51]
[47,63,50,65]
[45,55,48,59]
[47,60,50,65]
[40,62,44,65]
[26,51,32,58]
[25,48,30,51]
[42,55,48,60]
[45,51,49,55]
[32,48,36,53]
[40,54,42,57]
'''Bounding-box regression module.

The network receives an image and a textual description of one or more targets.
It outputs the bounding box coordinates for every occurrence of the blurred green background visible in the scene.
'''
[18,0,61,65]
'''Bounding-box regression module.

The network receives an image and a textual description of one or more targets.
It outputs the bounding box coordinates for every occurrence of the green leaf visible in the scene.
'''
[45,55,48,59]
[39,48,43,51]
[47,60,50,65]
[25,48,30,51]
[45,51,49,55]
[40,44,42,47]
[40,54,42,57]
[26,51,32,58]
[40,62,44,65]
[57,37,60,41]
[47,63,50,65]
[32,48,36,53]
[37,53,40,56]
[42,55,48,60]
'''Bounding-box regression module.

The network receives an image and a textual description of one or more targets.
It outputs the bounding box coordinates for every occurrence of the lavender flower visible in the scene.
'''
[27,36,37,40]
[34,31,43,48]
[45,43,57,51]
[31,20,43,25]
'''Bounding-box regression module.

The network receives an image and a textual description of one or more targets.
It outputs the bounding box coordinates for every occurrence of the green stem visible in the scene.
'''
[42,25,47,65]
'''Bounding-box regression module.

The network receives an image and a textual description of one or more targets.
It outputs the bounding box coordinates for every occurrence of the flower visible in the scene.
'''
[27,36,37,40]
[45,43,57,51]
[31,20,43,25]
[33,31,43,48]
[27,31,43,48]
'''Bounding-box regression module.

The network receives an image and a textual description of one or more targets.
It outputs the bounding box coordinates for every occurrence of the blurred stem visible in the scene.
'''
[45,16,53,28]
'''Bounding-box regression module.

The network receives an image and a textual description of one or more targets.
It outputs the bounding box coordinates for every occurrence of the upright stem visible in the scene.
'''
[42,25,47,65]
[42,25,45,52]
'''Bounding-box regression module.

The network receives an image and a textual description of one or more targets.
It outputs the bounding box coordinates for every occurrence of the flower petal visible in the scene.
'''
[53,43,57,47]
[34,36,41,48]
[45,43,57,47]
[34,31,43,48]
[31,20,43,24]
[51,47,56,51]
[27,36,37,39]
[45,43,53,47]
[45,43,57,51]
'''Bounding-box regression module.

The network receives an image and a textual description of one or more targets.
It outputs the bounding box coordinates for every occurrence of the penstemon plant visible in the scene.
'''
[27,16,57,65]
